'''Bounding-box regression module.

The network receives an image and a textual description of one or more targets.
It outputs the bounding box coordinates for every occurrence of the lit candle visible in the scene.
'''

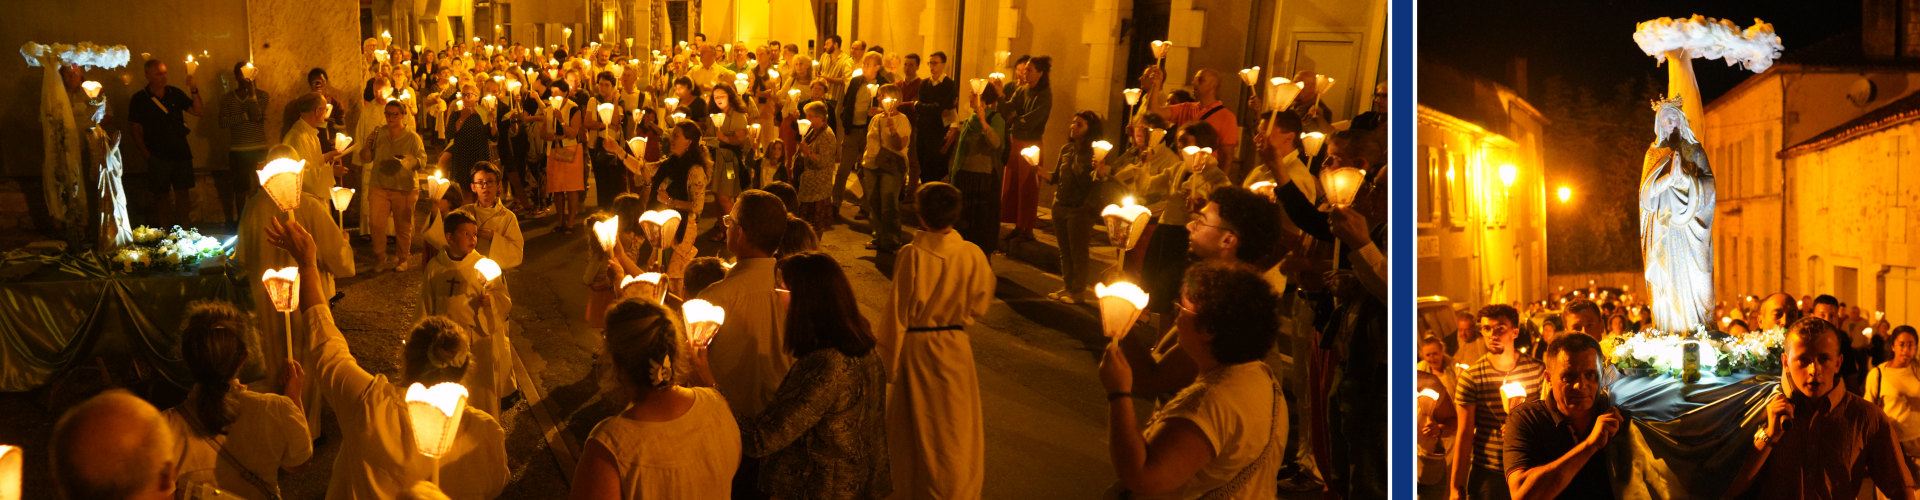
[242,62,256,81]
[474,258,502,287]
[329,187,356,212]
[639,210,683,249]
[593,216,620,253]
[1238,66,1260,87]
[664,97,680,112]
[682,299,727,347]
[1300,132,1326,158]
[797,118,812,136]
[381,30,393,46]
[597,103,615,125]
[620,273,667,303]
[1091,140,1113,162]
[1020,145,1040,166]
[852,68,863,79]
[405,382,470,458]
[710,113,726,129]
[1123,88,1141,107]
[257,158,306,212]
[426,170,452,201]
[0,444,20,500]
[262,267,300,313]
[184,54,199,76]
[1094,281,1150,338]
[1100,197,1151,251]
[1501,381,1527,412]
[628,137,646,154]
[1319,167,1366,209]
[1266,78,1302,111]
[1150,40,1170,61]
[80,81,102,99]
[882,97,897,113]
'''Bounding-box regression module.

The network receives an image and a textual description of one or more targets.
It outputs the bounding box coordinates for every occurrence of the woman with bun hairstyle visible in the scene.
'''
[262,217,508,500]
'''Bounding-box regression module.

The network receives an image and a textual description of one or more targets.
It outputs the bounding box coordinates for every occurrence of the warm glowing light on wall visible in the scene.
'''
[1498,164,1517,189]
[1557,186,1572,203]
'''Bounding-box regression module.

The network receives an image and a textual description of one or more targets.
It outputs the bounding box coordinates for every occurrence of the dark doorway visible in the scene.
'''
[1124,0,1169,90]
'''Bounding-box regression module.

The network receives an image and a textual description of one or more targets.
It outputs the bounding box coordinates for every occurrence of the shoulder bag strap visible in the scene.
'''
[182,409,285,500]
[1197,370,1284,500]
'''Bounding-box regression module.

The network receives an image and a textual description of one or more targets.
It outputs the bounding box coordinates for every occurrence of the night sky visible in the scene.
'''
[1420,0,1861,103]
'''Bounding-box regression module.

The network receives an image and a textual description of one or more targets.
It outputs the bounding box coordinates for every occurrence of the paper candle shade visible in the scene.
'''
[711,113,727,129]
[333,133,352,152]
[1321,167,1365,209]
[593,216,620,253]
[262,267,300,313]
[242,62,256,80]
[865,83,877,95]
[883,98,897,113]
[628,137,646,154]
[664,97,680,112]
[184,54,198,76]
[1100,199,1152,251]
[1266,79,1302,111]
[0,444,19,500]
[1500,381,1527,413]
[797,119,812,136]
[1150,41,1171,59]
[1239,67,1261,87]
[405,382,470,458]
[474,258,502,286]
[970,79,988,96]
[1249,181,1277,198]
[1091,141,1113,162]
[492,75,504,85]
[427,170,452,201]
[548,96,564,109]
[852,68,864,79]
[78,80,103,99]
[597,103,615,125]
[455,100,464,112]
[1123,88,1141,106]
[1020,145,1041,166]
[787,89,802,101]
[671,112,687,122]
[639,210,683,248]
[481,95,496,110]
[1095,282,1150,338]
[1417,389,1442,420]
[769,69,781,80]
[749,124,762,141]
[257,159,305,212]
[1182,146,1203,167]
[620,273,667,303]
[989,72,1007,85]
[330,187,356,212]
[1315,75,1336,96]
[507,80,522,94]
[381,30,393,45]
[682,299,726,347]
[1300,132,1327,158]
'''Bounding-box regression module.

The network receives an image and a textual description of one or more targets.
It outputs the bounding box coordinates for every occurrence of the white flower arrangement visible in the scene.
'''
[117,226,226,274]
[1633,15,1783,73]
[20,41,130,70]
[1602,327,1784,378]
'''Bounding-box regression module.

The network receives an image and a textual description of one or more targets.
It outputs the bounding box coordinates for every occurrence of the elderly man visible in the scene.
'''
[52,390,178,500]
[1725,318,1914,499]
[1502,333,1621,500]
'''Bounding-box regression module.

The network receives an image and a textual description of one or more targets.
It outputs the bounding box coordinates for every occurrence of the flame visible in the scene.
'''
[1095,282,1150,338]
[593,216,620,253]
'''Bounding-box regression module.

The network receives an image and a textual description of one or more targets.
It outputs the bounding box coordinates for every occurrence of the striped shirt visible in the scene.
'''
[221,88,270,149]
[1454,353,1545,471]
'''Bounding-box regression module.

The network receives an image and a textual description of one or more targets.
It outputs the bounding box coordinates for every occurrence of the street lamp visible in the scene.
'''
[1557,186,1572,203]
[1498,164,1517,189]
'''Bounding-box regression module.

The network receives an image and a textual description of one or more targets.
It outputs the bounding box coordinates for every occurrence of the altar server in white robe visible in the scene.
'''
[237,145,355,441]
[262,217,507,500]
[694,190,792,418]
[424,162,523,407]
[421,211,511,417]
[284,92,346,200]
[879,183,994,499]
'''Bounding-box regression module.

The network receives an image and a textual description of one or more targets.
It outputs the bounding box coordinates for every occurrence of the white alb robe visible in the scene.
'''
[421,248,511,417]
[879,229,994,499]
[236,189,354,439]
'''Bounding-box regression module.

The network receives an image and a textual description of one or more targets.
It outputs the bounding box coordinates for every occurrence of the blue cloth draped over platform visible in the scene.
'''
[0,255,238,392]
[1605,372,1778,499]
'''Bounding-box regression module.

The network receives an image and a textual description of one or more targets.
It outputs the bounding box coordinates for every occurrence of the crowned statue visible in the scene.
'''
[1632,15,1781,333]
[21,41,132,251]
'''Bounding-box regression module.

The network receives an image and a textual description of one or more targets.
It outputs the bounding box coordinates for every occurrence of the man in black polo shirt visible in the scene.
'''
[1503,332,1620,500]
[128,58,204,228]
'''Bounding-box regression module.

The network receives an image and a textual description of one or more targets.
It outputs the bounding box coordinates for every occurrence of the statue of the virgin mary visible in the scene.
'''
[1641,96,1714,333]
[1631,15,1782,333]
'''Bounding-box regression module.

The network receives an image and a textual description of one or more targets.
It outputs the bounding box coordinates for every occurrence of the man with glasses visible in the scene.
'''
[1122,186,1284,402]
[695,190,794,495]
[1452,304,1546,500]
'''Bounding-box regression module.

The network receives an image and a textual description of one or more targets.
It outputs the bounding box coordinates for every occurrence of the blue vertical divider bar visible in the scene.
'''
[1390,0,1412,497]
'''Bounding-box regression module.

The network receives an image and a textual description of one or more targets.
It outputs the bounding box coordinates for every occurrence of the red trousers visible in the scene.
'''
[1000,138,1041,231]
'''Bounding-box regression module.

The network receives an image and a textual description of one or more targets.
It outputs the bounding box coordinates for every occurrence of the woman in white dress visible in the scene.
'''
[162,300,313,500]
[1099,262,1286,499]
[570,298,742,499]
[1867,325,1920,494]
[261,217,508,500]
